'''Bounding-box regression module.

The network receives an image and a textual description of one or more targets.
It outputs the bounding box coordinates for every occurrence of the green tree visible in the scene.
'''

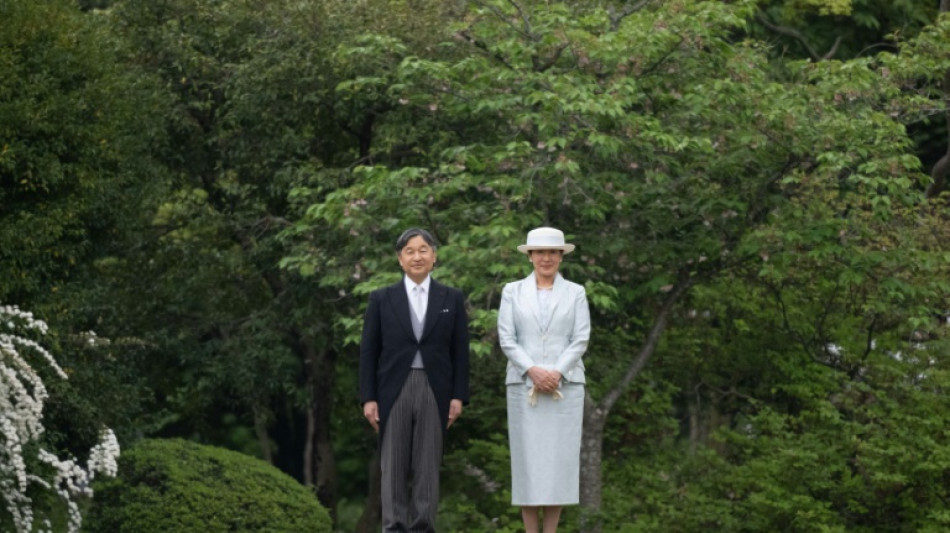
[750,0,936,61]
[0,0,168,481]
[0,0,164,309]
[285,1,950,530]
[9,0,945,530]
[89,2,471,528]
[747,0,950,198]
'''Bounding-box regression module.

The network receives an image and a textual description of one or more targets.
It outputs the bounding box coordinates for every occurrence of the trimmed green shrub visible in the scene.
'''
[84,438,331,532]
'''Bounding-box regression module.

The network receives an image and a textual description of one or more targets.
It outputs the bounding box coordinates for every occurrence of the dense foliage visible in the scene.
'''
[84,438,331,532]
[2,0,949,531]
[0,0,164,306]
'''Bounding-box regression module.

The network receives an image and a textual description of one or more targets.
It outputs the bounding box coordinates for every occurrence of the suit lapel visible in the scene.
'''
[421,279,448,341]
[523,272,565,332]
[544,273,567,331]
[386,281,415,341]
[520,273,544,331]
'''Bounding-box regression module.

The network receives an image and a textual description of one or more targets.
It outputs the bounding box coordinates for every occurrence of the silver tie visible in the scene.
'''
[415,286,426,324]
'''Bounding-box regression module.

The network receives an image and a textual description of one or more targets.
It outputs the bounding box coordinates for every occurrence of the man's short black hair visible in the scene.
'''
[395,228,438,253]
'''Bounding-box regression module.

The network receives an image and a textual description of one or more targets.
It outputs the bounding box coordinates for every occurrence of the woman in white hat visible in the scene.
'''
[497,227,591,533]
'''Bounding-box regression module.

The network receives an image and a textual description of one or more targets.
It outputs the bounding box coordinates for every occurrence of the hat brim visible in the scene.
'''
[517,244,575,254]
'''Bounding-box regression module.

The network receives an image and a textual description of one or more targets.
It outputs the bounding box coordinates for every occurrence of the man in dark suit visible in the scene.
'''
[360,228,470,533]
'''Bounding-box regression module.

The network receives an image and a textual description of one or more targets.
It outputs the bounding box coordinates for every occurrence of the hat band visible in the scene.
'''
[526,235,565,247]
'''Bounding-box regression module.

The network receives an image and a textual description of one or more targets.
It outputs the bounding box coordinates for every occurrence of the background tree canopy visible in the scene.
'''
[2,0,949,532]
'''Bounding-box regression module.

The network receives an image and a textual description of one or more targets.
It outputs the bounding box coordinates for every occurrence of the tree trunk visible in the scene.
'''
[355,438,382,533]
[253,406,274,464]
[304,398,315,484]
[926,1,950,198]
[688,393,726,454]
[579,396,608,533]
[578,275,692,533]
[302,343,339,522]
[688,399,702,454]
[926,68,950,199]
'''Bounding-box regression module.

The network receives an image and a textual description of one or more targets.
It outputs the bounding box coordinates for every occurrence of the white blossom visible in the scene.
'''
[87,429,120,479]
[1,305,120,533]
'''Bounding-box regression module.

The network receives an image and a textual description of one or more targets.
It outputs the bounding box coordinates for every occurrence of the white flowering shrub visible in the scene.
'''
[0,305,120,533]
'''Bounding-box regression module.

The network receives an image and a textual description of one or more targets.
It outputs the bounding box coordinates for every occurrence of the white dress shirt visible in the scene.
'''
[404,275,431,324]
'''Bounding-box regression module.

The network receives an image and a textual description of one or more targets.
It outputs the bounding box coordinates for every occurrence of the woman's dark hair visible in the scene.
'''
[395,228,438,252]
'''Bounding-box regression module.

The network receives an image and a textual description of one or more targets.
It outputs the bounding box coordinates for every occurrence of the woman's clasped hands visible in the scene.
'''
[526,366,562,393]
[526,366,564,406]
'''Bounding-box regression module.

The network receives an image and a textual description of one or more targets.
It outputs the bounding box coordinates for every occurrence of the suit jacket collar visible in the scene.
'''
[422,279,448,341]
[387,281,414,341]
[387,277,448,342]
[522,272,567,331]
[402,274,432,294]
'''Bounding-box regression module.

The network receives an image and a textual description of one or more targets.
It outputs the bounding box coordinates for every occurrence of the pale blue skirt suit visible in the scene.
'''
[497,272,591,506]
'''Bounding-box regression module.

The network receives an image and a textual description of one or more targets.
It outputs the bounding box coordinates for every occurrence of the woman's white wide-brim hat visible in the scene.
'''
[517,227,575,254]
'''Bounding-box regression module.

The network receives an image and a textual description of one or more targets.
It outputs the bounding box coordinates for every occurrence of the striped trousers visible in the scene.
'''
[381,369,442,533]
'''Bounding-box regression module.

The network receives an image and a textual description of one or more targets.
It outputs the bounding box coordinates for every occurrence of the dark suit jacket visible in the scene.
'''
[359,277,470,441]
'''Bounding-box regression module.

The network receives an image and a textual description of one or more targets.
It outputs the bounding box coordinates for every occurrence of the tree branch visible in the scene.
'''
[821,36,842,61]
[755,12,840,61]
[454,29,515,70]
[860,317,877,362]
[471,0,532,40]
[639,35,687,78]
[608,0,649,32]
[533,42,569,72]
[855,42,899,57]
[769,282,815,360]
[600,270,692,413]
[507,0,534,40]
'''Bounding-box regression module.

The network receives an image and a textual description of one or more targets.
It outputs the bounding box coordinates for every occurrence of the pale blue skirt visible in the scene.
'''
[507,382,584,506]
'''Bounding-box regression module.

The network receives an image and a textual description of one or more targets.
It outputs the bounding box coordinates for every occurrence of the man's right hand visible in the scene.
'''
[363,401,380,433]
